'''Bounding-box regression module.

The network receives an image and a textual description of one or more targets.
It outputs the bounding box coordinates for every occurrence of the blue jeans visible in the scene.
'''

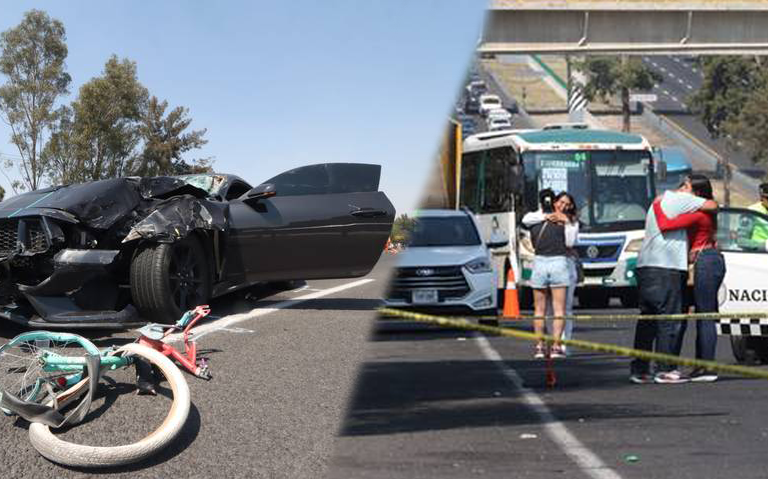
[675,249,726,361]
[631,267,687,374]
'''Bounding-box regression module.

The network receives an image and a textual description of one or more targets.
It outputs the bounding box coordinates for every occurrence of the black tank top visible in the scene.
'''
[530,221,566,256]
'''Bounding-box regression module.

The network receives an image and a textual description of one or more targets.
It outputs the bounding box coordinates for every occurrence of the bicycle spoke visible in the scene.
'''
[0,336,91,405]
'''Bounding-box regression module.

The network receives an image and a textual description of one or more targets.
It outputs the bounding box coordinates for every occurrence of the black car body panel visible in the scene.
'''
[0,163,395,328]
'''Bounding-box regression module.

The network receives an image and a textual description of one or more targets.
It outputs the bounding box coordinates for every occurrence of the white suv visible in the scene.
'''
[478,94,502,117]
[385,209,498,314]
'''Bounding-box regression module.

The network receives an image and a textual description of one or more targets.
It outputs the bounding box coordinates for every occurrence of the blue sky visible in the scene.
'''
[0,1,486,213]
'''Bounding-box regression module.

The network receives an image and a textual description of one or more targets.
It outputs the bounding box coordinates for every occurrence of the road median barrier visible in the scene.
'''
[378,307,768,380]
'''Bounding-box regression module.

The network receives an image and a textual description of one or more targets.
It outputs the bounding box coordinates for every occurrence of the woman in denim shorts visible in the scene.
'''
[524,191,578,359]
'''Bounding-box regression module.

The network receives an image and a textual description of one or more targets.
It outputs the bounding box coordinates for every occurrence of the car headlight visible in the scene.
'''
[625,238,644,253]
[465,257,492,274]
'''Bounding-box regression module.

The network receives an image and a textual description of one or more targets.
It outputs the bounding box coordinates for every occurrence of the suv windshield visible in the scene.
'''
[409,216,481,247]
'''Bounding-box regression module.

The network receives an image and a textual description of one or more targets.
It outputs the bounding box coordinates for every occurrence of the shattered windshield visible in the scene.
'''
[176,174,225,195]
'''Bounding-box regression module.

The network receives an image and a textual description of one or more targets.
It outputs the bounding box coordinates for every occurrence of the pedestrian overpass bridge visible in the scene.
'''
[481,1,768,54]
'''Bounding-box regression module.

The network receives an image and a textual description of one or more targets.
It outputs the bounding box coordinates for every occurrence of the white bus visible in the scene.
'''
[460,126,660,308]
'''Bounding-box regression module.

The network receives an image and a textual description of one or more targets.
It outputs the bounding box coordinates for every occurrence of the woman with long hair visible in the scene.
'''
[653,174,724,381]
[553,192,580,354]
[522,189,579,359]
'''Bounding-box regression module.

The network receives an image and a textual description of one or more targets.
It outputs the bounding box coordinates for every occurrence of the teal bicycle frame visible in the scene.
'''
[0,331,132,411]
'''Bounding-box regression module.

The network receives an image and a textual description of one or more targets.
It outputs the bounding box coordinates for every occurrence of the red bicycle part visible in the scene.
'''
[138,305,212,380]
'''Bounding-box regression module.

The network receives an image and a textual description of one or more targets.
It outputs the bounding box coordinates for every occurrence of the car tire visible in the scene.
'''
[730,336,760,365]
[131,235,211,324]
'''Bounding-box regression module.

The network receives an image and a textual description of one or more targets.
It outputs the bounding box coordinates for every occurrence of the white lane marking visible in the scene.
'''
[659,66,666,72]
[662,89,670,95]
[670,95,680,103]
[650,61,658,67]
[678,78,685,84]
[692,67,699,73]
[668,72,676,79]
[685,84,693,90]
[476,336,624,479]
[166,278,376,342]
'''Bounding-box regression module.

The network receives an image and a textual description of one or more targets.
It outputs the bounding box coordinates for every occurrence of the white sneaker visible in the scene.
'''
[654,370,690,384]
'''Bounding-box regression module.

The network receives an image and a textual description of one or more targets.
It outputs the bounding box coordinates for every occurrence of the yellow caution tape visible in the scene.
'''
[378,307,768,380]
[434,310,768,322]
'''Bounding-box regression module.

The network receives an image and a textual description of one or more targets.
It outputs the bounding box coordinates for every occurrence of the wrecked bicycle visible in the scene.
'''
[136,304,214,389]
[0,330,192,467]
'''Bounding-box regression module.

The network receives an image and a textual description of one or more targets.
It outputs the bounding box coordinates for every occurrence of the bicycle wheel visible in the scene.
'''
[28,342,191,468]
[0,331,98,410]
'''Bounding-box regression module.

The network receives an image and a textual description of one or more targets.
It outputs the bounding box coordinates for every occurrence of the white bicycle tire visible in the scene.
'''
[28,342,191,468]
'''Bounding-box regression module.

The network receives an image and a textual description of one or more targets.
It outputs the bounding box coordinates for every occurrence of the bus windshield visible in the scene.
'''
[460,146,515,214]
[522,150,654,233]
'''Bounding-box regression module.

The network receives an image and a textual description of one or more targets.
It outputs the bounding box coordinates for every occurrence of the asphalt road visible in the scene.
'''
[0,255,394,478]
[325,304,768,479]
[642,55,765,180]
[642,55,702,112]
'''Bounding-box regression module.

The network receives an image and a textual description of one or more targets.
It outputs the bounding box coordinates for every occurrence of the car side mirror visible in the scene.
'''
[245,183,277,201]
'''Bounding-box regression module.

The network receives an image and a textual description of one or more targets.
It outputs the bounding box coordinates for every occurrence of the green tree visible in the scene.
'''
[62,55,148,183]
[687,56,765,206]
[723,72,768,174]
[0,10,70,192]
[687,56,763,139]
[576,56,662,132]
[391,213,417,243]
[129,96,208,176]
[41,105,77,185]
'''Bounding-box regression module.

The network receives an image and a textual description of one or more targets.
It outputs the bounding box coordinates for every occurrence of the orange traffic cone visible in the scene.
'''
[502,267,520,319]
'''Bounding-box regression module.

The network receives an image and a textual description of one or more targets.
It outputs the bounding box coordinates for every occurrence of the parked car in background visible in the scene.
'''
[466,80,487,99]
[479,94,502,117]
[458,116,477,136]
[0,163,395,328]
[464,95,480,114]
[487,117,512,131]
[487,108,513,122]
[385,209,500,315]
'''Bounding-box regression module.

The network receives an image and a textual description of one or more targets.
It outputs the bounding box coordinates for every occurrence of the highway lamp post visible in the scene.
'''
[522,86,527,109]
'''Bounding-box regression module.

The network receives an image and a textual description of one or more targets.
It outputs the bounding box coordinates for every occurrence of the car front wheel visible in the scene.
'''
[131,235,211,324]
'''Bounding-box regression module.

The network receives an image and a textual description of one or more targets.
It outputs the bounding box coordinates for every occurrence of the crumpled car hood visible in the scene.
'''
[0,177,224,241]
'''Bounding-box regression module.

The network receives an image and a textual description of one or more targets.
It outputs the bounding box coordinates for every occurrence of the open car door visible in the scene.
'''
[715,207,768,363]
[227,163,395,283]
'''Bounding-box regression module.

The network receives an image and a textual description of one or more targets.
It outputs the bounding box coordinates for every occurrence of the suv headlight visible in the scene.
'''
[465,257,492,274]
[625,238,644,253]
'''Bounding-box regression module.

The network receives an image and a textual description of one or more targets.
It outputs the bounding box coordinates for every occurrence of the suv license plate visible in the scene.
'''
[412,289,438,304]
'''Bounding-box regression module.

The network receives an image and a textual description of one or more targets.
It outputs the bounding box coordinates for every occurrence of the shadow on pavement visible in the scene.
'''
[339,358,730,437]
[62,401,202,474]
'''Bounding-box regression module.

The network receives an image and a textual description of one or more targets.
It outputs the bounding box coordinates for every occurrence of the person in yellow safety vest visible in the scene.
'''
[748,183,768,244]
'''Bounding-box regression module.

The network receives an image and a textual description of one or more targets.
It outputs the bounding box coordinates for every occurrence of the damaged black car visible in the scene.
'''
[0,163,395,328]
